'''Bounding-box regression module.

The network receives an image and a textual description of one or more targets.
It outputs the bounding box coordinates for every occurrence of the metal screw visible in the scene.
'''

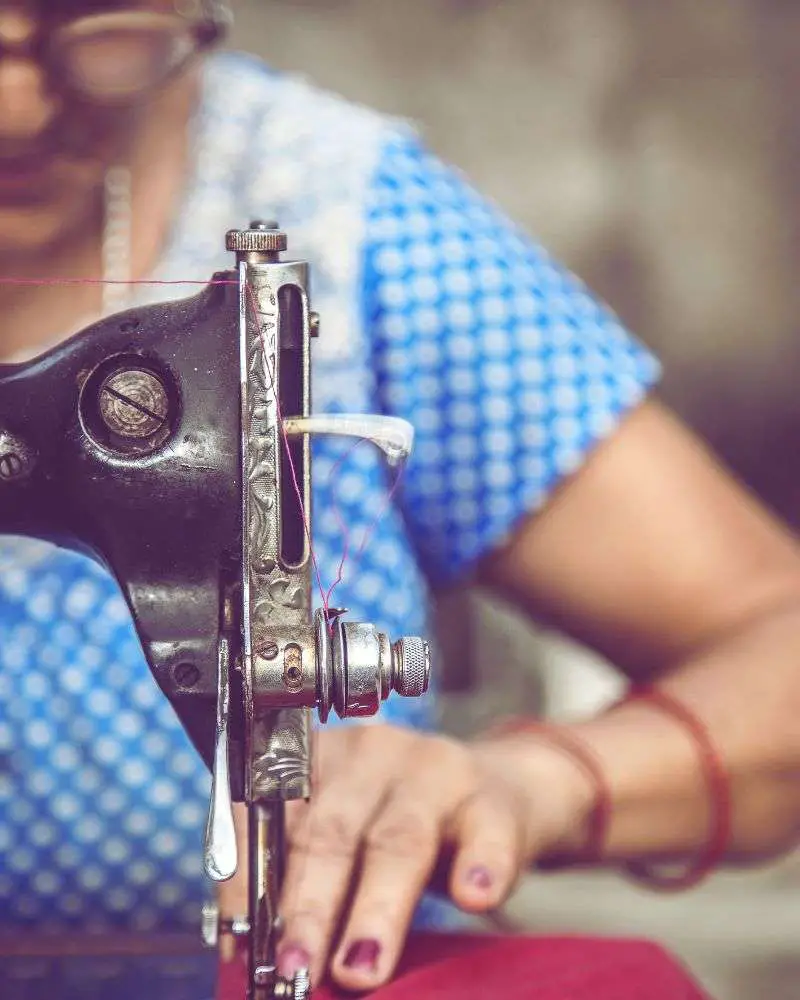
[174,662,201,688]
[269,970,310,1000]
[291,969,311,1000]
[0,431,35,483]
[253,967,273,988]
[201,901,219,949]
[309,312,320,339]
[98,368,169,440]
[259,641,279,661]
[283,644,303,691]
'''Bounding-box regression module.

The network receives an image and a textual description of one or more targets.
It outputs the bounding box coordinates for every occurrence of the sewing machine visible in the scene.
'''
[0,225,430,1000]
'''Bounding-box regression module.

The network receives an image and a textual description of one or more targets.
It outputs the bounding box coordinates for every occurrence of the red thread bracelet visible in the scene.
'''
[483,688,731,890]
[482,716,612,862]
[618,687,732,891]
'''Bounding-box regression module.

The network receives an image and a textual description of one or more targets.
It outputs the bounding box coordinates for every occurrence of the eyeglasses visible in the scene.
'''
[0,3,231,107]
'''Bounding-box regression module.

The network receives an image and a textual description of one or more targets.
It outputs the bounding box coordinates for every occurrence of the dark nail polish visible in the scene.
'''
[277,944,311,978]
[467,866,493,890]
[343,939,381,972]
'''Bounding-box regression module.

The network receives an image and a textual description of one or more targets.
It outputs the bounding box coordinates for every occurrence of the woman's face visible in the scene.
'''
[0,1,218,256]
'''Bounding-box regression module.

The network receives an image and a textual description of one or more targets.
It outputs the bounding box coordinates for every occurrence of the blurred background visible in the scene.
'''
[230,2,799,998]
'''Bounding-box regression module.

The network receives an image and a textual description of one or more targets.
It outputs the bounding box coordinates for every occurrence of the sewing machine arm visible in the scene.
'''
[0,276,244,783]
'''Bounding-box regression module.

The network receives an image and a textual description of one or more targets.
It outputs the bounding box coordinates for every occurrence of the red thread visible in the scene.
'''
[619,688,731,892]
[0,276,237,287]
[481,716,612,862]
[322,436,406,612]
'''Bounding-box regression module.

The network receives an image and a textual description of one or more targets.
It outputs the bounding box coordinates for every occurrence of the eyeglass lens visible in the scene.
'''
[53,13,200,103]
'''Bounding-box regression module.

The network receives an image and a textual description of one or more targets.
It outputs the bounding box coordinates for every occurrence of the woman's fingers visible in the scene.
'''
[276,738,402,985]
[329,738,475,991]
[216,728,360,968]
[446,787,525,913]
[329,793,441,989]
[332,790,440,989]
[218,726,531,995]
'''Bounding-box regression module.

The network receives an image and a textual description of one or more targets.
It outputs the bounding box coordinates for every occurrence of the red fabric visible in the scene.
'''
[217,933,712,999]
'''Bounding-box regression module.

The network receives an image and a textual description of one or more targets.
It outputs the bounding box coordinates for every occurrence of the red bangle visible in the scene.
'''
[619,687,732,892]
[482,716,612,862]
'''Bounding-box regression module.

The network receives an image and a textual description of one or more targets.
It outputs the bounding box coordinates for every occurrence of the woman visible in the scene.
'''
[0,0,798,994]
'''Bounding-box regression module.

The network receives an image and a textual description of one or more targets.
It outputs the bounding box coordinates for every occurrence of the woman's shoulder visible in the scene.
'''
[200,51,409,162]
[186,52,417,363]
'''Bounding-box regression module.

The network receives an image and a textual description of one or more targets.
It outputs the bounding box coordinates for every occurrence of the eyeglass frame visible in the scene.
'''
[0,2,233,106]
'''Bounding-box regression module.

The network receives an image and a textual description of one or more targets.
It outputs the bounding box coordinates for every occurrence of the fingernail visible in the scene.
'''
[277,944,311,978]
[466,866,494,890]
[343,939,381,972]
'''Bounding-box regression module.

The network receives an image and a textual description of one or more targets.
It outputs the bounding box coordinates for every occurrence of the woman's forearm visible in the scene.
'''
[519,604,800,866]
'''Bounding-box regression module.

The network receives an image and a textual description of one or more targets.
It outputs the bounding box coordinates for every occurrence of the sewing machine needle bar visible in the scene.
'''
[233,227,314,1000]
[249,801,285,1000]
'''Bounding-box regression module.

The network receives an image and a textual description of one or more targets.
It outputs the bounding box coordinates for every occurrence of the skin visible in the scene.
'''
[0,0,197,359]
[225,400,800,991]
[2,0,800,994]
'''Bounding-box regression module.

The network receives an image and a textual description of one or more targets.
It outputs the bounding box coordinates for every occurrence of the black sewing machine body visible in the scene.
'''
[0,275,245,791]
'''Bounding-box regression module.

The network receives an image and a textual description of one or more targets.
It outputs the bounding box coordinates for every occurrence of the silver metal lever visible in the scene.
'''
[204,636,238,882]
[282,414,414,468]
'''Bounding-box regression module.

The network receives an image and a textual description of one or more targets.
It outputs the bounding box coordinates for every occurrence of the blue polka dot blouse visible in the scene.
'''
[0,52,660,933]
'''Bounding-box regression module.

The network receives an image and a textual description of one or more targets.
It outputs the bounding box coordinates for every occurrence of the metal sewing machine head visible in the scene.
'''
[0,224,430,1000]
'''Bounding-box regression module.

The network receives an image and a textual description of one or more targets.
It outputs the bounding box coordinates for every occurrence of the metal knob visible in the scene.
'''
[98,368,169,441]
[315,610,431,722]
[391,636,430,698]
[226,228,288,254]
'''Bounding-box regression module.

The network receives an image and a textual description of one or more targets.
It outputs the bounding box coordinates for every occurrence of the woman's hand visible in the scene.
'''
[218,723,595,992]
